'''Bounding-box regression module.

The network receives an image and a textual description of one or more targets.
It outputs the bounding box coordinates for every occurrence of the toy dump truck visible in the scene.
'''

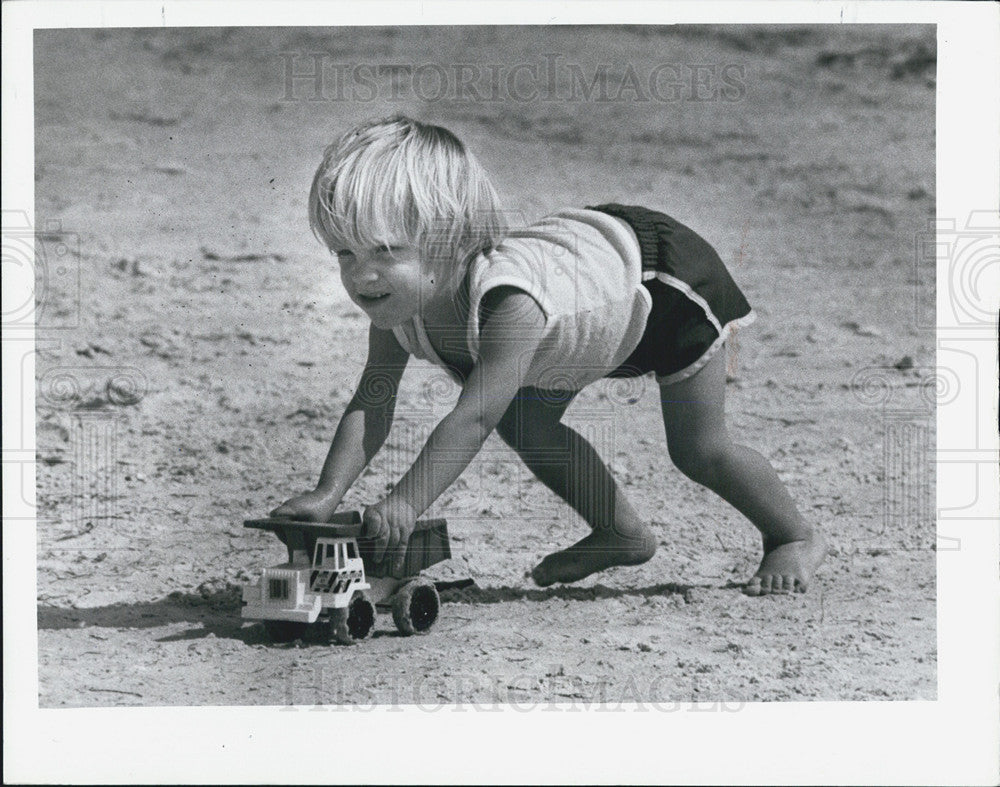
[241,511,450,644]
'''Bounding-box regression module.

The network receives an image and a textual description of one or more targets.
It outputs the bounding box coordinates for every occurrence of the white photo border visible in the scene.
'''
[3,1,998,784]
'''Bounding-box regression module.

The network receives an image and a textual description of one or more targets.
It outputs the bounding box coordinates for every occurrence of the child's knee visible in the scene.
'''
[494,415,518,448]
[495,414,542,451]
[669,438,730,486]
[497,416,568,461]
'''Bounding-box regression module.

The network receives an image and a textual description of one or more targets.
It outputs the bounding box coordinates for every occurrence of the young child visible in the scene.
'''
[271,115,828,596]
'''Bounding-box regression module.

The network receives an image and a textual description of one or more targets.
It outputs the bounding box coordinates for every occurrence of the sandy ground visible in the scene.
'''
[33,26,937,706]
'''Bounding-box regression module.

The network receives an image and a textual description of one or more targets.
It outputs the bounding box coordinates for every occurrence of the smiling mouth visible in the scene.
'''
[357,293,390,305]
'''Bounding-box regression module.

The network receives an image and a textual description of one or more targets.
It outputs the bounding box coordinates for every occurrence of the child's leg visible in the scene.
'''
[495,387,657,587]
[659,346,828,594]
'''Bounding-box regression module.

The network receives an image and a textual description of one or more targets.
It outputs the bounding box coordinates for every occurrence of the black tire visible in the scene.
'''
[263,620,311,643]
[329,591,376,645]
[391,579,440,635]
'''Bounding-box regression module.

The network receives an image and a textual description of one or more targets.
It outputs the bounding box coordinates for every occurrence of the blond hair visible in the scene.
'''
[309,115,505,278]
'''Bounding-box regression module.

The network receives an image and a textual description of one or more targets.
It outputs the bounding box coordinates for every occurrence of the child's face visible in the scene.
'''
[336,241,438,329]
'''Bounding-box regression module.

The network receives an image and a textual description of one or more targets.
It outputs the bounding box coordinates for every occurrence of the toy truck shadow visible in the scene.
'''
[241,511,450,645]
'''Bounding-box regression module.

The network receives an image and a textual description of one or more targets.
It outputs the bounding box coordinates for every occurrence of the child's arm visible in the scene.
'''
[364,287,546,575]
[270,325,409,521]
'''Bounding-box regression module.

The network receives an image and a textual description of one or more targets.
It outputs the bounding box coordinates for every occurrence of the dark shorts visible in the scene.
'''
[586,203,755,385]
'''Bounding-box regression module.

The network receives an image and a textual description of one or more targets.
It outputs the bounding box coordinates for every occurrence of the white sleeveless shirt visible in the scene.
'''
[392,208,652,391]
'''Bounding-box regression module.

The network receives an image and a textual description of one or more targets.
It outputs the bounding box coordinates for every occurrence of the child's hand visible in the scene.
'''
[269,489,339,522]
[362,498,418,578]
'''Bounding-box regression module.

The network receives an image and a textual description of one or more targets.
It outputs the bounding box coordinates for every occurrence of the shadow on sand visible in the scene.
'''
[37,579,723,645]
[37,585,259,643]
[438,581,713,605]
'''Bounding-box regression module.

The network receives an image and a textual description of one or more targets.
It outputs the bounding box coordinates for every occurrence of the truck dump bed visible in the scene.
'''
[244,511,451,578]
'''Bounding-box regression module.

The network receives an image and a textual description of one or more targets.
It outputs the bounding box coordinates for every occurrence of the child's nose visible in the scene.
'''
[349,258,380,282]
[352,266,380,284]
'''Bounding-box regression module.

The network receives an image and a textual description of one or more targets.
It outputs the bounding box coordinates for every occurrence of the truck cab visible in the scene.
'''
[308,538,366,597]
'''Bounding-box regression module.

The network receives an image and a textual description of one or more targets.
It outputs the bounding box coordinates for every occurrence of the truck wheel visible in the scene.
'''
[263,620,311,643]
[391,579,440,635]
[329,591,376,645]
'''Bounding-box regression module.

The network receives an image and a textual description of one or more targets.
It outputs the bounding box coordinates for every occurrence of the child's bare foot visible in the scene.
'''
[743,530,829,596]
[531,525,657,587]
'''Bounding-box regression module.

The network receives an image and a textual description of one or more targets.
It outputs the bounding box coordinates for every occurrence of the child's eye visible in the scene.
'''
[335,249,355,258]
